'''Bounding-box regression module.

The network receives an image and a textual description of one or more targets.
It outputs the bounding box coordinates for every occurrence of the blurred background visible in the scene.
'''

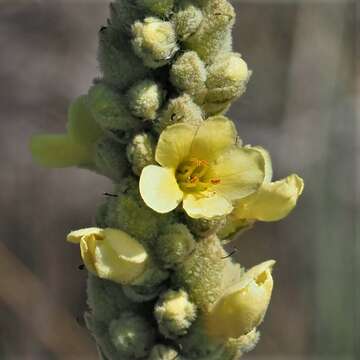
[0,0,358,359]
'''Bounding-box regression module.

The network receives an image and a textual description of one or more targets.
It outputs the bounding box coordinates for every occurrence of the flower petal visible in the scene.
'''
[93,241,146,284]
[251,146,272,183]
[155,123,197,168]
[67,95,103,147]
[155,116,237,168]
[104,228,148,264]
[30,134,93,168]
[233,174,304,221]
[206,146,266,201]
[140,165,183,213]
[189,116,237,161]
[67,227,103,244]
[183,193,233,219]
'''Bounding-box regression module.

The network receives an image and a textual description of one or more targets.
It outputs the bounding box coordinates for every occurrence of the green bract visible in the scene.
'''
[30,1,304,359]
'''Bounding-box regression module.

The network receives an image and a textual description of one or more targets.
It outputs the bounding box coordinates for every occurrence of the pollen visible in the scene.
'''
[211,179,221,185]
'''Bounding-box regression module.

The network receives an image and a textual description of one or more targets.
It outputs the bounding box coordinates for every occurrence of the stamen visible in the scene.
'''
[211,179,221,185]
[189,175,198,183]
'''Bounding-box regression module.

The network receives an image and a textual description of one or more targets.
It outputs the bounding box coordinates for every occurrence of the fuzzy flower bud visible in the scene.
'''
[184,0,235,63]
[205,52,251,103]
[87,84,141,141]
[94,137,128,182]
[98,26,148,90]
[136,0,174,16]
[86,274,134,323]
[131,17,178,68]
[205,260,275,339]
[173,2,203,41]
[127,80,165,121]
[67,227,148,285]
[170,51,207,99]
[131,259,169,287]
[109,311,155,358]
[122,283,164,303]
[106,177,175,246]
[154,289,197,338]
[126,132,156,176]
[155,223,196,268]
[186,216,226,238]
[173,235,226,312]
[155,94,203,133]
[148,345,179,360]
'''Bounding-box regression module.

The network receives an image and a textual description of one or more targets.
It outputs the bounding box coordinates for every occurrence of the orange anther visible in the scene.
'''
[211,179,221,185]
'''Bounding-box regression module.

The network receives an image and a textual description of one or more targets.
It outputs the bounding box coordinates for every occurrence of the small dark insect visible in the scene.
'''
[76,315,85,327]
[221,247,239,259]
[78,264,85,270]
[103,192,118,198]
[171,113,184,122]
[214,12,233,19]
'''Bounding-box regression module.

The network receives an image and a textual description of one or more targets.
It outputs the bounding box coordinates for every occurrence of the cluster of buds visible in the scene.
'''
[30,1,304,359]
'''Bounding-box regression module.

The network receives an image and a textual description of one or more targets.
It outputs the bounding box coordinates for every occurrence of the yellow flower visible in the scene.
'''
[233,173,304,222]
[205,260,275,339]
[67,227,148,285]
[139,116,267,219]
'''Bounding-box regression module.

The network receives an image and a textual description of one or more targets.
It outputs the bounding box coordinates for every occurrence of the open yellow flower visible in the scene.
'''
[67,227,148,285]
[139,116,267,219]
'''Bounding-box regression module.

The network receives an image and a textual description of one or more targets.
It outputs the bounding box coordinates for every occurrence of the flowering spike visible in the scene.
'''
[30,0,304,358]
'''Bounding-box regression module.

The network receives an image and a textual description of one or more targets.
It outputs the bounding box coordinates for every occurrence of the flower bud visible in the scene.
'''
[132,17,178,68]
[155,94,203,133]
[154,289,197,338]
[136,0,174,16]
[109,311,155,358]
[173,235,226,312]
[123,283,164,303]
[86,274,134,323]
[205,260,275,339]
[201,100,231,117]
[205,52,251,103]
[109,1,142,32]
[126,132,156,176]
[131,259,169,287]
[186,216,226,238]
[127,80,165,121]
[148,345,179,360]
[184,0,235,63]
[94,136,128,182]
[87,84,141,140]
[155,223,196,268]
[170,51,206,99]
[98,26,148,90]
[106,177,175,245]
[173,2,203,41]
[67,227,148,285]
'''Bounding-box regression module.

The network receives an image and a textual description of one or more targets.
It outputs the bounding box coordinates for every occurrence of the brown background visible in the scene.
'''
[0,0,358,359]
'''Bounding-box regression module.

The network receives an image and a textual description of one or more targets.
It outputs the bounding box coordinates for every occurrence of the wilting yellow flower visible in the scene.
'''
[233,173,304,222]
[205,260,275,339]
[30,95,102,168]
[140,116,267,219]
[67,227,148,284]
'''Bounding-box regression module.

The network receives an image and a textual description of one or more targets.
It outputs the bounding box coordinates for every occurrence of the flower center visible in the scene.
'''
[176,158,221,193]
